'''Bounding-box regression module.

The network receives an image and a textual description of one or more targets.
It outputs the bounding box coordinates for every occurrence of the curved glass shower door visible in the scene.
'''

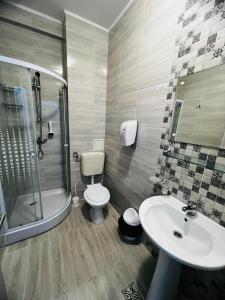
[0,62,42,228]
[31,71,69,218]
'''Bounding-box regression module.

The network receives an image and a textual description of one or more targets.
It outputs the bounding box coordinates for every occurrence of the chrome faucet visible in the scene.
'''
[182,201,197,212]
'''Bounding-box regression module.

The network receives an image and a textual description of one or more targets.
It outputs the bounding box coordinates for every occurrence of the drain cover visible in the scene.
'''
[121,282,143,300]
[173,230,183,239]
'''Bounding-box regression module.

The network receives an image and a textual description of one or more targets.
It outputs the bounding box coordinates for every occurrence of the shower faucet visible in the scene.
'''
[33,72,47,160]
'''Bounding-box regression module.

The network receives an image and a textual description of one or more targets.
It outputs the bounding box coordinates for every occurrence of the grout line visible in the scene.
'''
[0,16,63,40]
[108,0,135,32]
[4,0,62,24]
[22,241,30,300]
[64,9,108,32]
[49,238,53,300]
[3,245,28,256]
[0,248,7,270]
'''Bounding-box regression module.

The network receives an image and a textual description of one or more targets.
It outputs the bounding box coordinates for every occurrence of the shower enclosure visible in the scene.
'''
[0,55,71,244]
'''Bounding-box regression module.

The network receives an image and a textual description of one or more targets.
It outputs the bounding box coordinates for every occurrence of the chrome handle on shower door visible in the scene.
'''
[0,214,5,230]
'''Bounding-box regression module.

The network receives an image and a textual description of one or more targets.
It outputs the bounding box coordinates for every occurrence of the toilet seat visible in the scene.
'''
[84,183,110,207]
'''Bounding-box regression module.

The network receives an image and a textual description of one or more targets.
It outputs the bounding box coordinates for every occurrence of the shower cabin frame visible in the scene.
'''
[0,55,71,244]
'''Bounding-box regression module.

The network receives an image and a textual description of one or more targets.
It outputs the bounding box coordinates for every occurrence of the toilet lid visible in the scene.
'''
[85,183,109,203]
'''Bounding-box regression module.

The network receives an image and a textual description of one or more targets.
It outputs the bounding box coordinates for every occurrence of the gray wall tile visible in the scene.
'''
[105,0,180,211]
[64,13,108,197]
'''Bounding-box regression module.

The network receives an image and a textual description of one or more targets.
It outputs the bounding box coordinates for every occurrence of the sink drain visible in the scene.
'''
[173,230,183,239]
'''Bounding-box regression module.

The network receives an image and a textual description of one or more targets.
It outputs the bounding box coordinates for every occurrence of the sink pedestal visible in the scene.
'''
[146,250,181,300]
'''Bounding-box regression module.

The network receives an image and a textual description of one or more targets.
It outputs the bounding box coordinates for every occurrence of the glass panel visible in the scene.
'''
[32,72,65,191]
[60,86,70,196]
[0,186,6,250]
[31,71,68,217]
[0,62,42,228]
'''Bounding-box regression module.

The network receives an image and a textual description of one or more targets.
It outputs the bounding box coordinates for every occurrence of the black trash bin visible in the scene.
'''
[118,208,143,244]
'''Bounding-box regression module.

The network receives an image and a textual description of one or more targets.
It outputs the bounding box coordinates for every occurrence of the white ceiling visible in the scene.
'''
[10,0,132,30]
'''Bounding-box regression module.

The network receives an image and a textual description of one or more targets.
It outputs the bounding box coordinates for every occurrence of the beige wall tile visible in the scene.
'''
[64,14,108,197]
[105,0,181,211]
[0,2,62,38]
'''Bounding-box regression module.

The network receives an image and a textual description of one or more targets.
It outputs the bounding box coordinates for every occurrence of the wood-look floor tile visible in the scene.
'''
[71,202,93,229]
[52,294,68,300]
[124,246,156,296]
[101,248,154,299]
[48,206,88,239]
[98,213,139,257]
[106,203,121,223]
[5,238,29,254]
[72,275,110,300]
[92,220,124,267]
[2,203,154,300]
[99,258,133,300]
[49,232,77,298]
[69,226,103,283]
[24,239,52,300]
[28,230,49,246]
[56,247,154,300]
[2,248,28,300]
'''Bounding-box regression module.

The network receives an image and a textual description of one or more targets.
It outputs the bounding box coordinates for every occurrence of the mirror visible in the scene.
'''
[170,63,225,149]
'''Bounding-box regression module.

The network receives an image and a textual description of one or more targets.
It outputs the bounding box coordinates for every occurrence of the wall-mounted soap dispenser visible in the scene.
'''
[120,120,138,146]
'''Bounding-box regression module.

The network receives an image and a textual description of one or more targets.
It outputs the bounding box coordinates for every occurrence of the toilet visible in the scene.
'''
[81,151,110,224]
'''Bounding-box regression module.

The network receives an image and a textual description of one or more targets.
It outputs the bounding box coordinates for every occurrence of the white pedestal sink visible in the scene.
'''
[139,195,225,300]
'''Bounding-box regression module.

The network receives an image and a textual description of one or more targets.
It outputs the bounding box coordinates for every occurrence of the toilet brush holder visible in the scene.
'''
[118,208,143,244]
[72,184,80,207]
[72,196,80,207]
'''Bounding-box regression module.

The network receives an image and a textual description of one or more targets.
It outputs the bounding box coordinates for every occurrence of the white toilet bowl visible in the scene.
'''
[84,183,110,224]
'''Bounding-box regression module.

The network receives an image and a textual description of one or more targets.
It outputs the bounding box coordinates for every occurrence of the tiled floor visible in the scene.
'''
[1,202,156,300]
